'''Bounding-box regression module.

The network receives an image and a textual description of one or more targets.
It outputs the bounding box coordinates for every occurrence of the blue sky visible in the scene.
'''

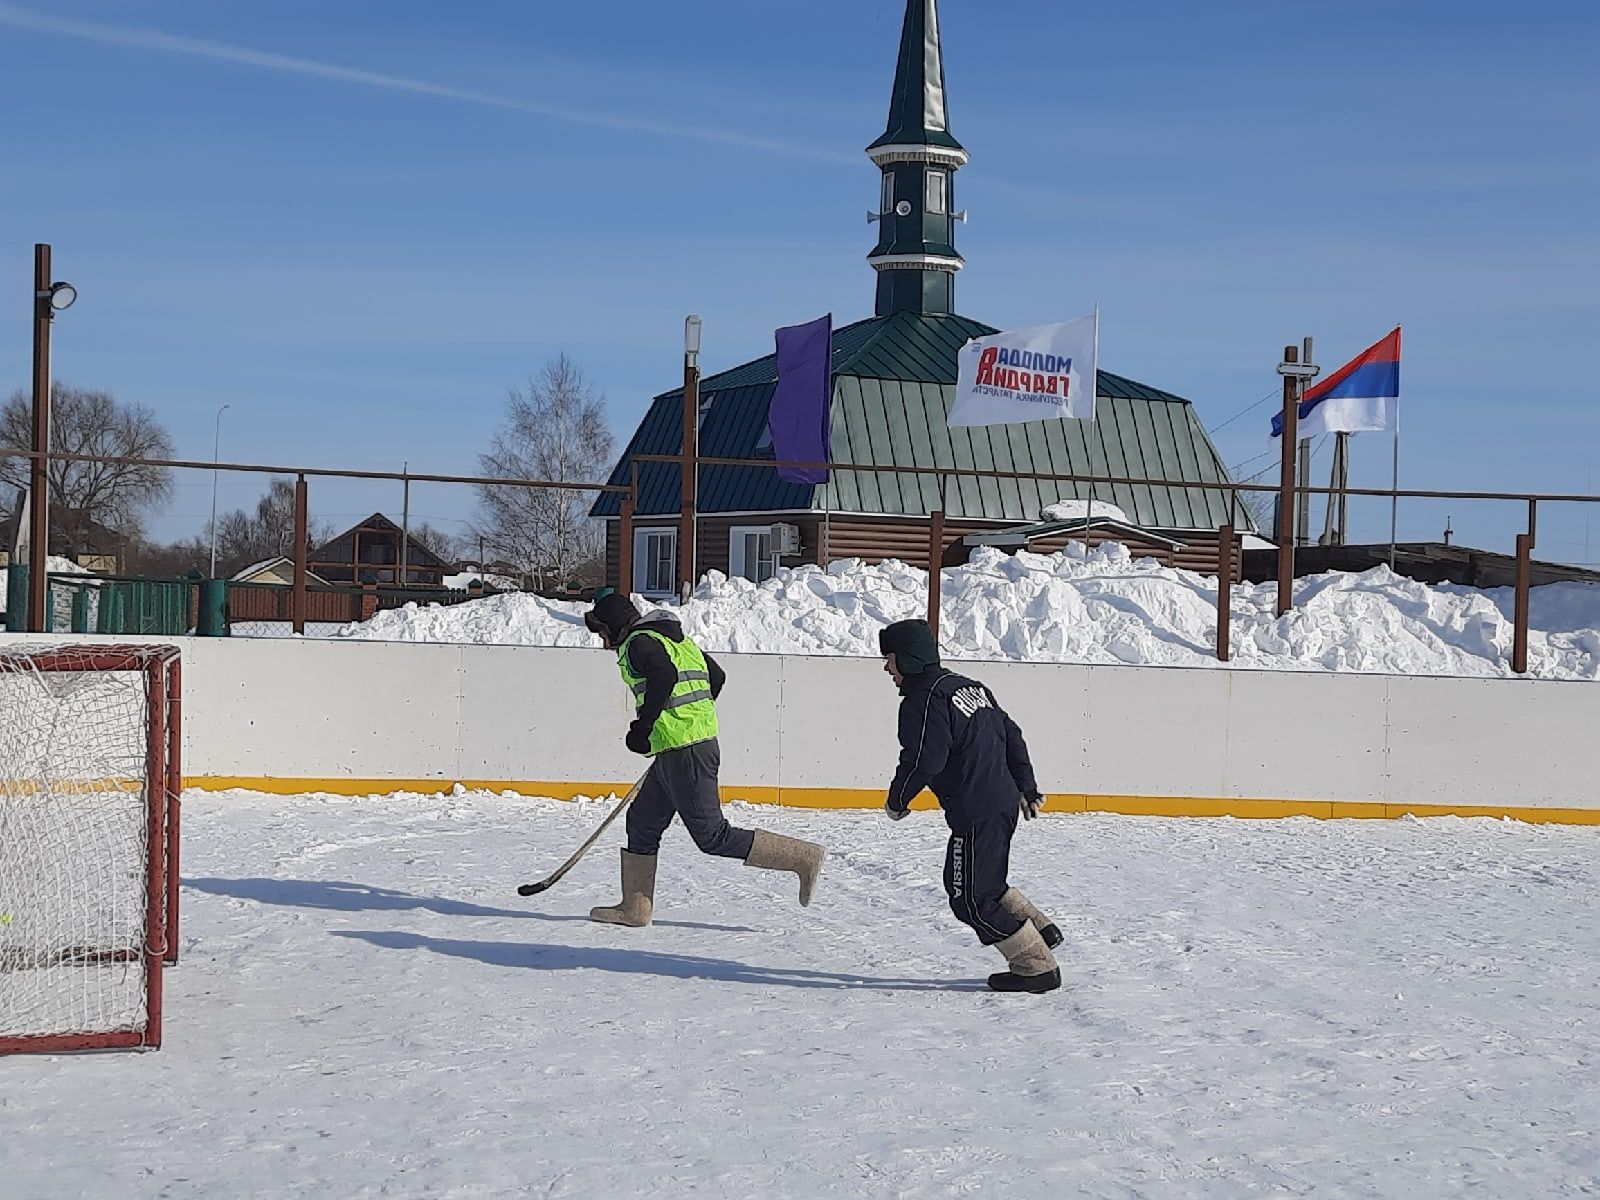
[1,1,1596,560]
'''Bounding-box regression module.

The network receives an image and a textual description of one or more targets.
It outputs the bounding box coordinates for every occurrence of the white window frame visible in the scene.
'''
[633,527,677,597]
[926,170,947,215]
[880,170,895,214]
[729,525,779,585]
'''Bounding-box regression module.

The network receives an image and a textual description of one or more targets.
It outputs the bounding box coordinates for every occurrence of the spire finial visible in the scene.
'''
[869,0,963,154]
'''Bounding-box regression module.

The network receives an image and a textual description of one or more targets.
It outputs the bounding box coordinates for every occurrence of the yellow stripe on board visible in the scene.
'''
[183,777,1600,827]
[0,778,146,795]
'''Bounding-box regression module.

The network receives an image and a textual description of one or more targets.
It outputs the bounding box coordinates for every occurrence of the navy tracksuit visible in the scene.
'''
[886,668,1039,945]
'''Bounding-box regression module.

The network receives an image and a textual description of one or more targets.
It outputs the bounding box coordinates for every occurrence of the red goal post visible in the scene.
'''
[0,644,181,1054]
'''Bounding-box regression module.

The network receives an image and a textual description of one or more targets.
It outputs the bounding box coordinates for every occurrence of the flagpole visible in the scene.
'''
[1087,305,1100,524]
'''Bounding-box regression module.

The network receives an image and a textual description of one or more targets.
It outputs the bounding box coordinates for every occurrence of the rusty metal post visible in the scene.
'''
[1511,532,1532,674]
[1527,497,1538,546]
[1296,438,1312,547]
[164,655,182,965]
[678,332,700,600]
[618,477,636,596]
[1274,345,1299,616]
[927,508,945,641]
[1216,525,1234,662]
[28,244,52,632]
[292,474,308,635]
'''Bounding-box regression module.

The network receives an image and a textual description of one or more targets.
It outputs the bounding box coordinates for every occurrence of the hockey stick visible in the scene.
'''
[516,768,650,897]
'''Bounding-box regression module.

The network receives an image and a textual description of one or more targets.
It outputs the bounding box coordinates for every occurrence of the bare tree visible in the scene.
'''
[125,534,210,578]
[0,383,174,556]
[405,521,459,564]
[474,355,613,589]
[1236,489,1273,536]
[208,478,334,576]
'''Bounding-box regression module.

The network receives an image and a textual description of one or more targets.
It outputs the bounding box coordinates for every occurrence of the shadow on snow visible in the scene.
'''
[333,929,986,993]
[185,876,755,934]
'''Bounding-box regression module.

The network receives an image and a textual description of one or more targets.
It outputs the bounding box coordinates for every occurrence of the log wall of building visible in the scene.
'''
[606,513,1242,587]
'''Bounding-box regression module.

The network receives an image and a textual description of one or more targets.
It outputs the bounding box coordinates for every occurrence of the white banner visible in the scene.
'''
[948,314,1097,427]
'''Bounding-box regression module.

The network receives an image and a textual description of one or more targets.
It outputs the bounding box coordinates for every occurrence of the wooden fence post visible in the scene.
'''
[292,474,308,635]
[618,490,636,595]
[1216,525,1233,662]
[1512,532,1532,675]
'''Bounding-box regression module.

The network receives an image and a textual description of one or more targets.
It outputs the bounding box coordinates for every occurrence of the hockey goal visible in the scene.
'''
[0,644,181,1054]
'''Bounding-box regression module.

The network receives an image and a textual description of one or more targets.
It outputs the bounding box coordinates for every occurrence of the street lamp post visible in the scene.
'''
[28,243,76,633]
[678,314,702,601]
[209,403,231,577]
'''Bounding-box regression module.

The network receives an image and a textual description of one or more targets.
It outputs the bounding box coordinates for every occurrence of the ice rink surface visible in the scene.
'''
[4,790,1597,1198]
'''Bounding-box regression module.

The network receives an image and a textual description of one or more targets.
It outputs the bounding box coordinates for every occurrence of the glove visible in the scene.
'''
[625,722,653,756]
[884,799,909,822]
[1020,791,1045,820]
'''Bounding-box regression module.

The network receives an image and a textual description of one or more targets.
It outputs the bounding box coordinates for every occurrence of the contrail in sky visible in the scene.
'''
[0,3,856,165]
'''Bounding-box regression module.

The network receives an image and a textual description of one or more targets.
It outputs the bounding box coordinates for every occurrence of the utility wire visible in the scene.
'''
[1206,387,1282,437]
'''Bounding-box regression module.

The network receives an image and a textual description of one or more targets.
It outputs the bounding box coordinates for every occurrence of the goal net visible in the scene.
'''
[0,644,181,1054]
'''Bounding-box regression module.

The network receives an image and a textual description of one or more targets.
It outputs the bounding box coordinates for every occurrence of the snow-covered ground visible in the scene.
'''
[5,790,1598,1198]
[330,544,1600,680]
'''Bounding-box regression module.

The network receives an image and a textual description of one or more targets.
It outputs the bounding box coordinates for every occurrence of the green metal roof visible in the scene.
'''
[819,379,1248,528]
[592,310,1253,531]
[676,312,1192,397]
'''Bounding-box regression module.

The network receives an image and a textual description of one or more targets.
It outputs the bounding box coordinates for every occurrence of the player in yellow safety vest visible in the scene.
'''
[582,593,826,927]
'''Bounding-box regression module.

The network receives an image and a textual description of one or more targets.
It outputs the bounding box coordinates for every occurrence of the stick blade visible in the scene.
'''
[516,881,552,897]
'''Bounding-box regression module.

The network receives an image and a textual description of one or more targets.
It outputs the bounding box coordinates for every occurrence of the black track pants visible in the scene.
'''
[625,739,755,860]
[943,807,1025,946]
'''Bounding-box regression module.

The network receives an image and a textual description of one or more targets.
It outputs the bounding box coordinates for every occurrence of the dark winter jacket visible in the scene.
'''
[621,612,726,736]
[885,667,1039,830]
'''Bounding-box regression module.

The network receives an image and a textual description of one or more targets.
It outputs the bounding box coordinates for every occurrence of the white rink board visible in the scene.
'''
[4,633,1599,813]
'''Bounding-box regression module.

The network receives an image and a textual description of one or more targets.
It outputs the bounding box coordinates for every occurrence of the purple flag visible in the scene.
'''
[769,314,833,484]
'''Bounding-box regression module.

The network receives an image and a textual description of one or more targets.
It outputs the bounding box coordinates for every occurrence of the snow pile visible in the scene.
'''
[1039,498,1132,524]
[0,556,99,626]
[331,543,1600,679]
[0,554,93,590]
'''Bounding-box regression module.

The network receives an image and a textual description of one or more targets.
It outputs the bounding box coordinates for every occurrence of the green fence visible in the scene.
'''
[2,570,533,637]
[2,569,194,636]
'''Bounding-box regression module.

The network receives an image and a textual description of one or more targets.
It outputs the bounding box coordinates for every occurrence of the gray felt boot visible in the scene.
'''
[987,920,1061,994]
[589,849,656,927]
[743,830,826,906]
[999,887,1063,949]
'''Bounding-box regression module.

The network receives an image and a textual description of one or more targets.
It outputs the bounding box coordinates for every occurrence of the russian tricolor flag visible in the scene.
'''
[1272,327,1401,439]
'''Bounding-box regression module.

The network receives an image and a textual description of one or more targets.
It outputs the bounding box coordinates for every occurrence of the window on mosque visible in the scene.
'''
[881,171,894,214]
[926,171,948,215]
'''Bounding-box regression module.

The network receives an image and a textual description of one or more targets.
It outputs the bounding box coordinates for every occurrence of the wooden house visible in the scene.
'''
[309,514,452,587]
[230,557,330,587]
[3,488,132,573]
